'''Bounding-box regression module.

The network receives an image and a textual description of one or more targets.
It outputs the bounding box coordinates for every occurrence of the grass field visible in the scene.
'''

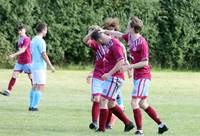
[0,70,200,136]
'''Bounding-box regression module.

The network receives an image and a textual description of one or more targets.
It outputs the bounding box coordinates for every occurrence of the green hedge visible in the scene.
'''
[0,0,199,70]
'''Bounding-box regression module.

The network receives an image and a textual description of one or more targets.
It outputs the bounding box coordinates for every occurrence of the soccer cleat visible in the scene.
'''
[0,90,11,96]
[89,122,98,130]
[124,121,134,132]
[135,130,144,135]
[158,124,168,134]
[28,107,39,112]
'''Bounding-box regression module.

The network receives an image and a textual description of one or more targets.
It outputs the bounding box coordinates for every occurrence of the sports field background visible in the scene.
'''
[0,70,200,136]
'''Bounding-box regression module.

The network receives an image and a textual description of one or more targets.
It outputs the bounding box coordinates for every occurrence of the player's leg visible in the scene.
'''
[29,70,46,111]
[90,95,101,129]
[107,77,134,132]
[6,71,20,94]
[89,78,103,129]
[97,96,109,132]
[106,91,125,129]
[131,79,145,135]
[1,63,22,96]
[139,79,168,134]
[23,63,33,86]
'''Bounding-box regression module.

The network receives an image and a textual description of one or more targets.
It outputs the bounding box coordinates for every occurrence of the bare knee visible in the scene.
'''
[131,99,140,109]
[139,99,149,110]
[100,97,108,109]
[12,71,19,78]
[92,95,100,102]
[108,100,116,109]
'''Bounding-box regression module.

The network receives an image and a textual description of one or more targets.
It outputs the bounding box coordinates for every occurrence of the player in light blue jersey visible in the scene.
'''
[29,23,55,111]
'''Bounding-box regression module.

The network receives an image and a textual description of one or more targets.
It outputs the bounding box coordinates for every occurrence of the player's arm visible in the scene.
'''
[120,60,148,72]
[42,52,55,72]
[102,59,124,80]
[83,25,100,44]
[101,29,124,38]
[120,43,132,78]
[83,30,94,44]
[86,71,93,84]
[8,46,27,59]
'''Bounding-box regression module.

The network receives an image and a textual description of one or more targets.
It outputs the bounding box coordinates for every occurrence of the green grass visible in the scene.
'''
[0,70,200,136]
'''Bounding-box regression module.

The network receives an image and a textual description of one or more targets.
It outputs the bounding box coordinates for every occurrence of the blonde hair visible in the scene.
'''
[102,18,120,31]
[129,16,143,33]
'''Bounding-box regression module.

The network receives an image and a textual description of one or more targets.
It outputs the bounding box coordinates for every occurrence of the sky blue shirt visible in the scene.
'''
[31,36,47,70]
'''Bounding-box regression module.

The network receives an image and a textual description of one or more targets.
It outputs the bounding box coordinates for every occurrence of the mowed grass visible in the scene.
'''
[0,69,200,136]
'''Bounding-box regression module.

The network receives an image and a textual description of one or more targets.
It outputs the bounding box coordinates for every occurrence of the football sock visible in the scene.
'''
[133,108,142,130]
[106,109,112,125]
[29,89,36,108]
[8,77,16,91]
[99,109,108,131]
[92,102,100,123]
[110,105,130,125]
[145,106,161,125]
[33,90,42,108]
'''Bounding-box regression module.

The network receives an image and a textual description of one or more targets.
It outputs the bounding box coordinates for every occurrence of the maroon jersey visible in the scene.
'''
[122,33,151,80]
[87,39,106,80]
[103,38,125,80]
[18,35,31,64]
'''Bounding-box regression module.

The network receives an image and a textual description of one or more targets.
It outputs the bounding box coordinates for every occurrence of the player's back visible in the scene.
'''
[30,36,47,70]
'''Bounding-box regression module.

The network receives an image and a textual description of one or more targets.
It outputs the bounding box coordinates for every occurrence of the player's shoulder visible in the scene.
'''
[112,38,122,47]
[139,36,148,46]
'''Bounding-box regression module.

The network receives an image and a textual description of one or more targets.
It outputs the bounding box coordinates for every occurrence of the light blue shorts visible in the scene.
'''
[102,77,124,101]
[14,63,31,74]
[132,78,151,99]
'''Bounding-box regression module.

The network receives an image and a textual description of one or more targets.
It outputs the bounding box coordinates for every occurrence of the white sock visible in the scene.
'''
[159,123,165,128]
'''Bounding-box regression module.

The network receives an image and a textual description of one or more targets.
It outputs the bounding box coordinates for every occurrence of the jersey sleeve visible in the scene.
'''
[22,37,30,48]
[39,40,46,53]
[122,34,129,43]
[140,39,149,61]
[112,45,124,62]
[87,39,98,51]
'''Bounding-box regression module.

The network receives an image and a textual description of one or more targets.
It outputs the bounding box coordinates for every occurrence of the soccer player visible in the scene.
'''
[90,30,134,132]
[102,16,168,135]
[29,23,55,111]
[83,25,105,129]
[101,18,131,129]
[0,25,32,96]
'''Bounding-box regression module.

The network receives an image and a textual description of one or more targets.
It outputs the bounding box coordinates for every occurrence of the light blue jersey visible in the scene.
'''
[30,36,47,70]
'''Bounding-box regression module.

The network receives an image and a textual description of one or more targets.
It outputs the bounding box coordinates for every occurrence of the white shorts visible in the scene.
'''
[32,70,46,85]
[132,78,151,99]
[91,78,104,96]
[102,77,124,101]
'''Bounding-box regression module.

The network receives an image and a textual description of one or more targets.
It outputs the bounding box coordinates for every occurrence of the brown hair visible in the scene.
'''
[129,16,143,33]
[36,22,47,33]
[102,18,120,31]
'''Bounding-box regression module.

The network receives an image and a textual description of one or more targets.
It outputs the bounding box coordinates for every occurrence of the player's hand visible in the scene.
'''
[86,74,92,84]
[8,54,15,59]
[120,65,130,73]
[102,73,110,80]
[50,65,55,73]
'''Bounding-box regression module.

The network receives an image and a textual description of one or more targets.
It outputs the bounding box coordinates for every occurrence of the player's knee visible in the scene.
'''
[92,96,100,102]
[139,101,149,109]
[108,101,116,109]
[12,72,19,78]
[131,99,140,109]
[100,97,108,108]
